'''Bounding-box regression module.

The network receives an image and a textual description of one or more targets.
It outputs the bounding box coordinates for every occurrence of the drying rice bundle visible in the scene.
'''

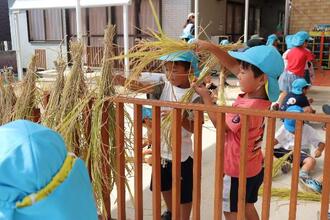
[272,151,293,178]
[13,56,38,120]
[259,187,321,202]
[58,41,88,154]
[42,57,66,128]
[217,67,230,106]
[1,69,17,124]
[0,75,6,123]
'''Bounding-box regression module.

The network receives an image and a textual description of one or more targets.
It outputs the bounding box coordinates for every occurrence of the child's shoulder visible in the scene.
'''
[234,94,271,109]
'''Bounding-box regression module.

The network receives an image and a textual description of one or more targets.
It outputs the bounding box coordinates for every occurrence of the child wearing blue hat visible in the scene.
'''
[0,120,98,220]
[180,13,195,41]
[115,50,201,220]
[274,105,325,193]
[277,31,317,108]
[266,34,279,48]
[280,78,315,113]
[193,40,284,219]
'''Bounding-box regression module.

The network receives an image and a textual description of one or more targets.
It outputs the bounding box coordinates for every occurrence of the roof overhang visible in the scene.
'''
[10,0,131,10]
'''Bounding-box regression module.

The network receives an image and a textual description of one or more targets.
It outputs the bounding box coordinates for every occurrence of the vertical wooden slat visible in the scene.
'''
[262,117,276,220]
[192,111,203,220]
[214,112,226,220]
[237,115,249,220]
[288,120,303,220]
[101,100,111,219]
[152,106,161,220]
[320,122,330,220]
[134,104,143,220]
[172,108,182,220]
[116,102,126,220]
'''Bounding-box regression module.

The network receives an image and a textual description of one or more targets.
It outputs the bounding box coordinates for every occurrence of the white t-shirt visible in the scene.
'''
[158,81,198,161]
[275,124,322,151]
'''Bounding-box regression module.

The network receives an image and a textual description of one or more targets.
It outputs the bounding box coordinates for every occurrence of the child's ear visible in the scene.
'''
[258,74,267,86]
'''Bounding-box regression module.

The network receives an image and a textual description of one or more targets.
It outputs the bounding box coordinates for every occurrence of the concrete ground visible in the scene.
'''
[108,75,330,220]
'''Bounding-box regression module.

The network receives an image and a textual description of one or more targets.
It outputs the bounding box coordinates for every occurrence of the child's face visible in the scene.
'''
[303,86,309,94]
[164,62,191,87]
[237,62,265,94]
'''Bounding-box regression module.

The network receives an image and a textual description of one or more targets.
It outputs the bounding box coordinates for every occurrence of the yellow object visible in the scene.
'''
[265,80,269,99]
[16,154,76,208]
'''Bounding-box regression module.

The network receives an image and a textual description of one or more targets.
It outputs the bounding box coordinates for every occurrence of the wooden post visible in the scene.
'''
[152,106,161,220]
[172,109,182,220]
[261,117,276,220]
[101,100,111,219]
[192,111,203,220]
[320,122,330,220]
[134,104,143,220]
[214,113,226,220]
[288,120,303,220]
[116,102,126,220]
[237,115,249,220]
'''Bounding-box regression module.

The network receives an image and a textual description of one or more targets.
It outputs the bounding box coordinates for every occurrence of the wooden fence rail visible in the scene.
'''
[112,96,330,220]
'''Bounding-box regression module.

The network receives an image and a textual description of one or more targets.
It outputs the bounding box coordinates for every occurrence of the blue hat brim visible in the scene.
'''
[284,120,296,133]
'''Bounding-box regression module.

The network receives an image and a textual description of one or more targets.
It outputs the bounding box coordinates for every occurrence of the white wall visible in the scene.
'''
[161,0,192,39]
[9,8,67,70]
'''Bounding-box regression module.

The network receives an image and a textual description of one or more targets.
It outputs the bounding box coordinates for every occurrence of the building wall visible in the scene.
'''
[161,0,191,38]
[290,0,330,33]
[198,0,227,38]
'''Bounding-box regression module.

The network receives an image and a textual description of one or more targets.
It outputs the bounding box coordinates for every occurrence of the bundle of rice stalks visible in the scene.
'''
[217,66,230,106]
[42,57,66,128]
[259,187,321,202]
[13,56,38,121]
[57,41,88,155]
[0,69,17,124]
[272,151,293,178]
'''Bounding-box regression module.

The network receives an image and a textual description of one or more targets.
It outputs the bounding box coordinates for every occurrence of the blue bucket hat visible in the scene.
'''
[266,34,278,46]
[159,50,200,76]
[220,39,230,45]
[291,78,311,95]
[291,31,313,47]
[142,107,152,121]
[228,45,284,102]
[284,105,304,133]
[0,120,98,220]
[285,35,294,49]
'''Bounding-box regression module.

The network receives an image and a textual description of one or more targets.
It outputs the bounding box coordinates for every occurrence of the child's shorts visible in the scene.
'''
[222,168,264,212]
[278,71,302,93]
[274,147,310,167]
[149,157,193,204]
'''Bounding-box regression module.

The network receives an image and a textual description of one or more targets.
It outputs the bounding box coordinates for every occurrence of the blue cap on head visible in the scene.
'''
[159,50,200,76]
[266,34,278,46]
[220,39,230,45]
[291,78,311,95]
[291,31,313,47]
[0,120,98,220]
[228,45,284,102]
[284,105,304,132]
[285,35,294,49]
[142,107,152,121]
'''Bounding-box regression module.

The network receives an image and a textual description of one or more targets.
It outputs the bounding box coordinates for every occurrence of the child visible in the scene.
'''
[180,13,195,42]
[115,50,200,220]
[280,78,315,113]
[0,120,98,220]
[193,41,284,220]
[274,105,325,193]
[266,34,279,48]
[277,31,315,107]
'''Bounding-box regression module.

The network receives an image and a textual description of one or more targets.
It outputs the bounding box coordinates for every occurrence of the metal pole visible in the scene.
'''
[284,0,290,35]
[123,4,129,76]
[76,0,82,40]
[244,0,249,43]
[194,0,199,39]
[13,11,23,80]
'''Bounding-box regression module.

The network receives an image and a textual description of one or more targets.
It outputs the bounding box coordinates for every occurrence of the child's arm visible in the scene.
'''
[196,40,240,76]
[113,74,159,93]
[192,82,229,130]
[314,142,325,158]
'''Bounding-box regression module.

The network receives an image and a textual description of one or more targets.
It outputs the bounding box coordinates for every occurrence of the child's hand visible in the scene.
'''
[314,148,323,158]
[161,110,171,118]
[191,81,209,97]
[194,40,213,52]
[143,147,152,166]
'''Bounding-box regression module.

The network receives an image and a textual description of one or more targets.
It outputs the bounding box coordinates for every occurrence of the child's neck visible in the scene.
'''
[245,87,268,100]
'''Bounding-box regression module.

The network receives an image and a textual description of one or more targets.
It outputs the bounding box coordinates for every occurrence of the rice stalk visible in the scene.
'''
[217,66,229,106]
[1,69,17,124]
[42,57,66,128]
[58,41,88,154]
[13,56,37,120]
[272,151,293,178]
[258,187,321,202]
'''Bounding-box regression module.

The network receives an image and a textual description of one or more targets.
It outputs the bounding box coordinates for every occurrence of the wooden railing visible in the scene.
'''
[113,96,330,220]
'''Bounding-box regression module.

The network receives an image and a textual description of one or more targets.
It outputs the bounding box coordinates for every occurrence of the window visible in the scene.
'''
[27,9,63,41]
